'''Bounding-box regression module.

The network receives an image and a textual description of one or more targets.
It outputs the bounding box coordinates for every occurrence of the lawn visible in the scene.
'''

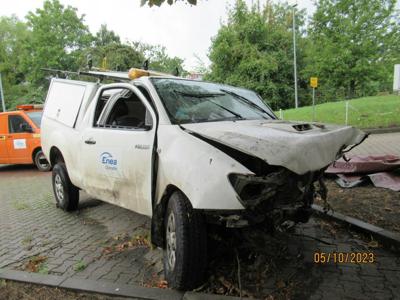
[278,94,400,129]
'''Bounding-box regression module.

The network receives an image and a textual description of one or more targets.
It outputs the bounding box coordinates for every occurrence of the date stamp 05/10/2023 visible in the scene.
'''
[313,252,376,264]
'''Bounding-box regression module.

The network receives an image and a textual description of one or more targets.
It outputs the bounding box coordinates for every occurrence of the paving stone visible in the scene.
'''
[1,162,400,299]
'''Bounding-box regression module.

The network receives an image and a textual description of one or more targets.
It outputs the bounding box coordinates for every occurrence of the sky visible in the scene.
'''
[0,0,327,70]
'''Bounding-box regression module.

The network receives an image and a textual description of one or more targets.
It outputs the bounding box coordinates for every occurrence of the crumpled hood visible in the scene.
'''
[182,120,367,175]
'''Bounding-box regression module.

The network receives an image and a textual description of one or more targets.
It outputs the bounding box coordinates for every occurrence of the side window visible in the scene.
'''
[94,87,153,130]
[8,115,31,133]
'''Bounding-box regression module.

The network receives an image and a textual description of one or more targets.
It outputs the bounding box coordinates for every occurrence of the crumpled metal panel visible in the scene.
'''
[182,120,366,175]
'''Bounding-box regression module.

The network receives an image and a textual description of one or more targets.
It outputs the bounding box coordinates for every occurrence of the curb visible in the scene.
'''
[0,269,241,300]
[363,127,400,134]
[312,204,400,252]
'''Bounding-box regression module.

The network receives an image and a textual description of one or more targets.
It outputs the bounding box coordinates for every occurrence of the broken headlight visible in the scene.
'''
[228,173,284,208]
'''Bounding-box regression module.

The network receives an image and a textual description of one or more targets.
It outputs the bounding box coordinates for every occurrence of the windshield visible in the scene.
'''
[26,111,43,128]
[151,78,276,124]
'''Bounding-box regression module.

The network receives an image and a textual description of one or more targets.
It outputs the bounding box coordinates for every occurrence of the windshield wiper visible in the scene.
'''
[174,90,245,120]
[220,89,275,119]
[174,90,225,98]
[208,100,245,120]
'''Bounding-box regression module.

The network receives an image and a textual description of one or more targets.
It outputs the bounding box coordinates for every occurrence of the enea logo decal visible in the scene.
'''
[100,152,118,170]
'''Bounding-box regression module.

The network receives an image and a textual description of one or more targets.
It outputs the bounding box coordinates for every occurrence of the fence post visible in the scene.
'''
[279,109,283,119]
[312,87,316,121]
[345,101,349,125]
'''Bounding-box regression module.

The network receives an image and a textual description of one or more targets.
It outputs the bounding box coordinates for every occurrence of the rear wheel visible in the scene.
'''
[34,150,51,172]
[52,162,79,211]
[164,191,207,290]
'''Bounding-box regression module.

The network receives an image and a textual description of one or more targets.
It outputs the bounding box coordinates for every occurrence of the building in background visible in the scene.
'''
[186,72,204,81]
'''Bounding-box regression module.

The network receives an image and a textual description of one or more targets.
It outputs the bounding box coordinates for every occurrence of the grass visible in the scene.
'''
[37,264,49,275]
[21,235,33,246]
[278,94,400,129]
[74,260,86,272]
[12,201,31,210]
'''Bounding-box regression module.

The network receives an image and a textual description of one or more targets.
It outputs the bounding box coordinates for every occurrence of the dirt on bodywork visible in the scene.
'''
[316,178,400,233]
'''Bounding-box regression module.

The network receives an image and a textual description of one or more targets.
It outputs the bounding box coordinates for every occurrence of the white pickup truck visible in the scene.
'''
[41,69,366,290]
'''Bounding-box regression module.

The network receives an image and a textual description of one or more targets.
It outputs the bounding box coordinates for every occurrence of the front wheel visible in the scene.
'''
[164,191,207,290]
[34,150,51,172]
[52,162,79,211]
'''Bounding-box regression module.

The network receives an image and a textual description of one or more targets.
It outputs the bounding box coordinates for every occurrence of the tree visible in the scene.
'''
[0,16,30,88]
[83,43,145,71]
[25,0,92,84]
[305,0,400,100]
[94,24,121,47]
[206,0,307,109]
[140,0,197,7]
[0,16,40,109]
[138,43,186,75]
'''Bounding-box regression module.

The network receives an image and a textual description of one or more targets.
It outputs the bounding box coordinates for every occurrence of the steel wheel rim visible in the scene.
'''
[54,174,64,203]
[37,153,49,169]
[166,212,176,271]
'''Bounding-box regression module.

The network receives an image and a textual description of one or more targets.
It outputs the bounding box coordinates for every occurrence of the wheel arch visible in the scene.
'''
[31,147,42,163]
[49,146,65,166]
[151,184,183,248]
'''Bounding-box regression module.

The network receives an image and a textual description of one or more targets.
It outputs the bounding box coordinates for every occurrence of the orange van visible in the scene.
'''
[0,104,50,171]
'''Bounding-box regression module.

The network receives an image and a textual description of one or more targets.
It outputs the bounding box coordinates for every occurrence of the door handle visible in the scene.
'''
[84,139,96,145]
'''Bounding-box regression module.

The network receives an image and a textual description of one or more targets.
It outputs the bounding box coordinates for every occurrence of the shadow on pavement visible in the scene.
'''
[0,164,37,172]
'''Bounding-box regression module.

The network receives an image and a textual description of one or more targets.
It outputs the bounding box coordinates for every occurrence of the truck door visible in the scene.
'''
[80,84,156,217]
[5,114,34,163]
[0,114,8,163]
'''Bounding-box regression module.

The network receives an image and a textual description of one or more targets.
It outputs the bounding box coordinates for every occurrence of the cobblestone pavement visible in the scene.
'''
[348,132,400,156]
[0,165,163,288]
[1,164,400,299]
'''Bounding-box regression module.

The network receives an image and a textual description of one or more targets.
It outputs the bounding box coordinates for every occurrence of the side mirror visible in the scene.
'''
[20,123,33,133]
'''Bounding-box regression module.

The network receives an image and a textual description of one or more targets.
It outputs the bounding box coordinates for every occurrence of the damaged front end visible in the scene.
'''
[227,168,327,228]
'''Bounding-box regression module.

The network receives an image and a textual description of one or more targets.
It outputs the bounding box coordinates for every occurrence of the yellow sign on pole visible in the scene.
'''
[310,77,318,88]
[101,57,108,70]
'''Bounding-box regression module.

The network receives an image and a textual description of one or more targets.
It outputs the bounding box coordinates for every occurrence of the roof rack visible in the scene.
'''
[42,68,131,82]
[41,67,174,82]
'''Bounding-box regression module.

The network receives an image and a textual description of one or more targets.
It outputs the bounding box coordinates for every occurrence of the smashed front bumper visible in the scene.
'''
[206,168,327,228]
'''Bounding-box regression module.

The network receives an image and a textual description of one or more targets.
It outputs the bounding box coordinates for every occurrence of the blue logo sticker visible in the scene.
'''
[100,152,118,170]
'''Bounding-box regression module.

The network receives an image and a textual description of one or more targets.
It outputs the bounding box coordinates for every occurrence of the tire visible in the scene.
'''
[164,191,207,290]
[34,150,51,172]
[52,162,79,211]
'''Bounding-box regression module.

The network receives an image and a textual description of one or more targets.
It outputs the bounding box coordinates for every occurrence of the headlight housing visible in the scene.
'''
[228,173,285,208]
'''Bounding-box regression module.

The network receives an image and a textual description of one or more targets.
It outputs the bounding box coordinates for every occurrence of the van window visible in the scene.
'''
[95,88,153,130]
[27,111,43,128]
[8,115,31,133]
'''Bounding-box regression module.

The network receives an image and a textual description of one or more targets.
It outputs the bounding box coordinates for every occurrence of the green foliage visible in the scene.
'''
[304,0,400,101]
[74,260,86,272]
[94,24,121,47]
[0,16,31,89]
[206,0,307,110]
[280,94,400,128]
[141,0,197,7]
[207,0,399,110]
[1,0,398,117]
[26,0,92,85]
[83,43,144,71]
[0,0,186,110]
[138,43,186,75]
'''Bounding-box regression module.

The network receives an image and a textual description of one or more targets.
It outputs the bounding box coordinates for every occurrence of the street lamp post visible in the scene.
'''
[292,4,298,109]
[0,73,5,112]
